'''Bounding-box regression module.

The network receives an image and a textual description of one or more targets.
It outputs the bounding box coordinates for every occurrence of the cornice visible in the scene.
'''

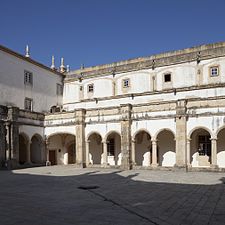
[66,41,225,81]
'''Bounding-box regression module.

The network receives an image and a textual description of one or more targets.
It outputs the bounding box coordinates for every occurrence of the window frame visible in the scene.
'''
[24,97,33,111]
[56,83,63,96]
[24,70,33,86]
[122,78,130,88]
[87,83,94,93]
[209,66,219,77]
[164,73,171,83]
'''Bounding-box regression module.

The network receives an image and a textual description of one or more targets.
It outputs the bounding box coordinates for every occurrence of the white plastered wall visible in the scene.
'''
[0,50,63,112]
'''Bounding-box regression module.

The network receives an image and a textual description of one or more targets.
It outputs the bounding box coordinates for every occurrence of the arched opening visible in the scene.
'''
[19,133,29,164]
[88,133,103,165]
[156,130,175,167]
[47,133,76,165]
[30,134,43,164]
[217,128,225,168]
[106,132,121,166]
[134,131,151,166]
[190,128,211,167]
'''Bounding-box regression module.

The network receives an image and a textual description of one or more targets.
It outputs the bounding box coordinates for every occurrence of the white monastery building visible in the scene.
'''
[1,41,225,171]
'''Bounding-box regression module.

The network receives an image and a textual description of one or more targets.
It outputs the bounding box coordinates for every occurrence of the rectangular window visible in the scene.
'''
[87,84,94,93]
[56,84,63,95]
[24,70,33,86]
[107,139,115,156]
[122,79,130,88]
[164,73,171,82]
[24,98,33,111]
[210,66,219,77]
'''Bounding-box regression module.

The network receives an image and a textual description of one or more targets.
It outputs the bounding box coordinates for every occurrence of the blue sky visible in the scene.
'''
[0,0,225,70]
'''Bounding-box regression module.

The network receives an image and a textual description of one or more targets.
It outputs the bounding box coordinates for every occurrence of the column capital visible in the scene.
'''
[210,138,217,141]
[151,138,157,143]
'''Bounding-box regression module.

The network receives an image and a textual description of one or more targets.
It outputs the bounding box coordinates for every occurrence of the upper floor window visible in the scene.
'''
[24,70,33,86]
[87,84,94,93]
[164,73,171,82]
[210,66,219,77]
[122,78,130,88]
[56,83,63,95]
[24,98,33,111]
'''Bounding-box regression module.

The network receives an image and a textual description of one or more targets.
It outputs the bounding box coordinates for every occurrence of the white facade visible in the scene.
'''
[1,42,225,170]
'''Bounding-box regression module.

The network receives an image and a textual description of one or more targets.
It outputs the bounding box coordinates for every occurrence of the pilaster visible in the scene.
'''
[75,109,86,167]
[120,104,132,170]
[175,100,187,167]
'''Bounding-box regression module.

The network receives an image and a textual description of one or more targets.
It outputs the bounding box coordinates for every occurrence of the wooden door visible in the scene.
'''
[49,150,56,165]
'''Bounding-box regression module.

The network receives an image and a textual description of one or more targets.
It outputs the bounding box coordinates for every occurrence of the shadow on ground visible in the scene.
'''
[0,167,225,225]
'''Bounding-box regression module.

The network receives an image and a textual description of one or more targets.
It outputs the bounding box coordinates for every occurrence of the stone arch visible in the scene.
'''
[188,126,213,139]
[30,134,44,164]
[134,130,151,166]
[132,129,152,141]
[154,128,175,141]
[47,133,76,165]
[156,129,175,167]
[88,132,103,165]
[216,127,225,168]
[105,131,121,166]
[19,133,29,164]
[190,127,212,167]
[87,131,102,142]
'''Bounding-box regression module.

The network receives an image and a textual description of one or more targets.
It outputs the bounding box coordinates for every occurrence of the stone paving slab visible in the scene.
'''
[1,165,225,225]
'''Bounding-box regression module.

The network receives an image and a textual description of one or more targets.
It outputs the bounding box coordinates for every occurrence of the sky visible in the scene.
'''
[0,0,225,71]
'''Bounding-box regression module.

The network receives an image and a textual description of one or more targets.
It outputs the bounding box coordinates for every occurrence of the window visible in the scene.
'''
[87,84,94,93]
[107,139,115,156]
[122,79,130,88]
[24,98,33,111]
[198,135,211,156]
[164,73,171,82]
[24,70,33,86]
[210,66,219,77]
[56,84,63,95]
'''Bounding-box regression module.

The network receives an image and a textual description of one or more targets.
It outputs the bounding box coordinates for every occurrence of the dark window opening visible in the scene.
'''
[164,74,171,82]
[198,135,211,156]
[107,139,115,156]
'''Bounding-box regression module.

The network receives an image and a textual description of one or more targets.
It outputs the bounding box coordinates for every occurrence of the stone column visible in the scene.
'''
[131,140,136,167]
[75,109,86,167]
[175,100,187,167]
[64,151,69,165]
[120,104,132,170]
[186,138,191,167]
[27,140,31,163]
[0,121,6,165]
[5,122,11,161]
[102,141,108,167]
[211,138,217,167]
[8,107,19,164]
[151,139,158,167]
[85,141,90,166]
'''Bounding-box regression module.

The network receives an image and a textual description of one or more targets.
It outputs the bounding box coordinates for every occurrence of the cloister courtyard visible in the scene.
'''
[0,165,225,225]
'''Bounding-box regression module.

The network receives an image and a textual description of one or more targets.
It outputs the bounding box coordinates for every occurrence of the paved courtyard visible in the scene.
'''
[1,166,225,225]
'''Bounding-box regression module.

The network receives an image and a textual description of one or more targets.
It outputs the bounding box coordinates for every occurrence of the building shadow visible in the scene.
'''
[0,168,225,225]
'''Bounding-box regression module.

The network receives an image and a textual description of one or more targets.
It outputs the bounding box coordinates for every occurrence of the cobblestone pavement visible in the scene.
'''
[1,166,225,225]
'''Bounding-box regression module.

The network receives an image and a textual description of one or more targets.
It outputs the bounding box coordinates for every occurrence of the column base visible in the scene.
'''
[151,163,158,168]
[210,164,219,169]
